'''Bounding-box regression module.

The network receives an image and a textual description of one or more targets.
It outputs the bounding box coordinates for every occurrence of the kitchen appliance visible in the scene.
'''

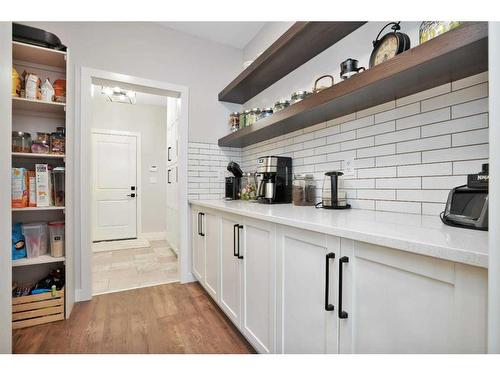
[225,161,243,200]
[369,21,410,68]
[256,156,292,204]
[441,164,488,231]
[13,23,67,51]
[340,58,366,80]
[316,171,350,209]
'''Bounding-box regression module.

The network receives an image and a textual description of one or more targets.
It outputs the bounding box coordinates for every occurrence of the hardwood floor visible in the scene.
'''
[13,282,255,354]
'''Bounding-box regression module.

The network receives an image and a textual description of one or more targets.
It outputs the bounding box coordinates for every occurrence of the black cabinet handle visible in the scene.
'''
[338,256,349,319]
[237,225,243,259]
[200,213,205,237]
[233,224,239,257]
[168,146,172,162]
[197,213,202,236]
[325,252,335,311]
[167,169,171,184]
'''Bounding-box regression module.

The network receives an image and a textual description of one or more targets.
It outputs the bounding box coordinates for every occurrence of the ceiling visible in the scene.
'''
[157,22,266,49]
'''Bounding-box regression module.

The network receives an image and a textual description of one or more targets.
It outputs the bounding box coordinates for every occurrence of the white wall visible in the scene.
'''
[243,22,293,62]
[0,22,12,353]
[488,21,500,354]
[91,96,168,234]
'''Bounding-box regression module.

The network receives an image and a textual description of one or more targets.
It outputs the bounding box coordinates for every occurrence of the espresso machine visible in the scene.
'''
[256,156,292,204]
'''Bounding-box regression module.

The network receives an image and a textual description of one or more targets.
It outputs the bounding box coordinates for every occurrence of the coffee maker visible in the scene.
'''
[256,156,292,204]
[225,161,243,200]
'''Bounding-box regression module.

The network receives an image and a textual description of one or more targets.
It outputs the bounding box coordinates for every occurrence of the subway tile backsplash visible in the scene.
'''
[189,72,489,215]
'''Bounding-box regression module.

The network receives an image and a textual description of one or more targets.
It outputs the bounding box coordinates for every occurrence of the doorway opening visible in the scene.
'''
[89,81,180,295]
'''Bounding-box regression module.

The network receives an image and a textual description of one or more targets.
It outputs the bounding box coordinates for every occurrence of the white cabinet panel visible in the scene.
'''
[339,239,487,353]
[277,226,339,354]
[220,214,243,327]
[191,209,205,282]
[204,211,220,300]
[241,217,276,353]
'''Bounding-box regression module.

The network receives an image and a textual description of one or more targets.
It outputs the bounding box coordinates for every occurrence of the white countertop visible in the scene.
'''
[189,200,489,269]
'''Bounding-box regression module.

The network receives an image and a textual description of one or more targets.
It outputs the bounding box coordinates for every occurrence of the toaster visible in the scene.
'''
[441,164,488,231]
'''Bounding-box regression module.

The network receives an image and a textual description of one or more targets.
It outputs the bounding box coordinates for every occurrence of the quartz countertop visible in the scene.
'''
[189,199,489,268]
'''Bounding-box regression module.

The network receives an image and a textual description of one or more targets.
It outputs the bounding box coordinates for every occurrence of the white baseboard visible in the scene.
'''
[140,231,167,241]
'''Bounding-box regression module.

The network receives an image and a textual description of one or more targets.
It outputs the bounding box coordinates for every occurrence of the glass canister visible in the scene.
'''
[290,90,309,105]
[12,131,32,153]
[52,167,65,206]
[292,174,316,206]
[240,172,257,201]
[246,108,261,127]
[274,99,290,113]
[50,127,65,155]
[259,107,273,120]
[419,21,462,44]
[239,110,249,128]
[229,112,240,132]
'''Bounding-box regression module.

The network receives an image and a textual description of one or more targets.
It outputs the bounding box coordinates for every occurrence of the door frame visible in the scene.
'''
[90,128,142,241]
[78,67,191,302]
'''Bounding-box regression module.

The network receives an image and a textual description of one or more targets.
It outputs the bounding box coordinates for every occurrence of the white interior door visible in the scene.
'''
[92,131,138,241]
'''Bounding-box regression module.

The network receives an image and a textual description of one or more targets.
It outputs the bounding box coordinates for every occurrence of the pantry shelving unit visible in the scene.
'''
[11,40,70,328]
[218,22,488,148]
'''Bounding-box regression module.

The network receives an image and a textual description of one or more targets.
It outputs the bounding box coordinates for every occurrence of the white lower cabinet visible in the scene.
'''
[276,226,339,354]
[339,239,487,354]
[241,217,276,353]
[191,206,487,354]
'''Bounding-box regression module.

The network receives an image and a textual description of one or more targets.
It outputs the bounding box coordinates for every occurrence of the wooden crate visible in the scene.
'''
[12,288,64,329]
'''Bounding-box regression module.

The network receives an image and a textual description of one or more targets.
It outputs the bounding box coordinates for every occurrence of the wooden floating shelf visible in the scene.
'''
[12,41,66,68]
[12,206,65,212]
[218,22,488,148]
[12,152,65,159]
[12,96,66,115]
[13,255,65,267]
[218,22,367,104]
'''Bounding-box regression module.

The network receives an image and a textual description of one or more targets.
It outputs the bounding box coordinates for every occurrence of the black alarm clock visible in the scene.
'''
[369,21,410,68]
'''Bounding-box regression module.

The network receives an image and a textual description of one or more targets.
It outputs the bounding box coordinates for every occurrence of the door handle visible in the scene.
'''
[325,252,335,312]
[338,256,349,319]
[237,225,243,259]
[167,169,171,184]
[233,224,239,257]
[198,213,201,236]
[127,193,136,198]
[168,146,172,162]
[200,213,205,237]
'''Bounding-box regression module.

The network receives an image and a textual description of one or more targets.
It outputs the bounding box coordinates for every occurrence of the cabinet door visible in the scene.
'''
[277,226,339,354]
[241,217,276,353]
[191,209,205,283]
[220,214,243,327]
[339,239,487,353]
[204,211,220,301]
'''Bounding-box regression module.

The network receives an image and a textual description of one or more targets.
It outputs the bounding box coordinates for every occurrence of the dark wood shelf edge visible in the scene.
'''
[219,22,488,148]
[218,21,367,104]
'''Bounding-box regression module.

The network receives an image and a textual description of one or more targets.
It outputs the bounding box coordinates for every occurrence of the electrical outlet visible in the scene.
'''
[343,158,355,177]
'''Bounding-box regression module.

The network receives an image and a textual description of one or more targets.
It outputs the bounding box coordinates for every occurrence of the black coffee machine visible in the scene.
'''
[256,156,292,204]
[225,161,243,200]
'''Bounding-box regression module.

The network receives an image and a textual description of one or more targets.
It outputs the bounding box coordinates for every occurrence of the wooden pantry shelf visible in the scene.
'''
[12,206,65,212]
[12,41,66,68]
[12,152,65,159]
[218,22,488,148]
[12,96,65,116]
[13,255,65,267]
[218,22,366,104]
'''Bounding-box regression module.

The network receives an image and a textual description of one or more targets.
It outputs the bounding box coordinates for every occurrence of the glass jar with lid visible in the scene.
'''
[50,127,65,155]
[290,90,310,105]
[258,107,273,120]
[240,172,257,201]
[239,110,249,128]
[229,112,240,132]
[246,108,261,126]
[292,174,316,206]
[274,99,290,113]
[12,131,31,153]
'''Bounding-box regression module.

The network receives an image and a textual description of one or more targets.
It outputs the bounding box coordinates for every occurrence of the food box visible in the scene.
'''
[12,168,28,208]
[35,164,50,207]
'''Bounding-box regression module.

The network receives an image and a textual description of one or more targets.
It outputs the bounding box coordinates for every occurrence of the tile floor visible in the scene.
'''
[92,240,179,295]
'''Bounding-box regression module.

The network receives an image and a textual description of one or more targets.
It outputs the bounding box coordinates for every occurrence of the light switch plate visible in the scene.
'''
[343,158,355,177]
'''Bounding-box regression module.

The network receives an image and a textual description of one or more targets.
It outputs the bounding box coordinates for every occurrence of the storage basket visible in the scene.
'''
[12,287,64,329]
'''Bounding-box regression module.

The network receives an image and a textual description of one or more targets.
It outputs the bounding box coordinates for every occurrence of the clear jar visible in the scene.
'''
[240,173,257,201]
[12,131,31,153]
[246,108,261,127]
[274,99,290,113]
[50,128,65,155]
[258,107,273,120]
[239,110,249,128]
[229,112,240,132]
[290,90,309,105]
[292,174,316,206]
